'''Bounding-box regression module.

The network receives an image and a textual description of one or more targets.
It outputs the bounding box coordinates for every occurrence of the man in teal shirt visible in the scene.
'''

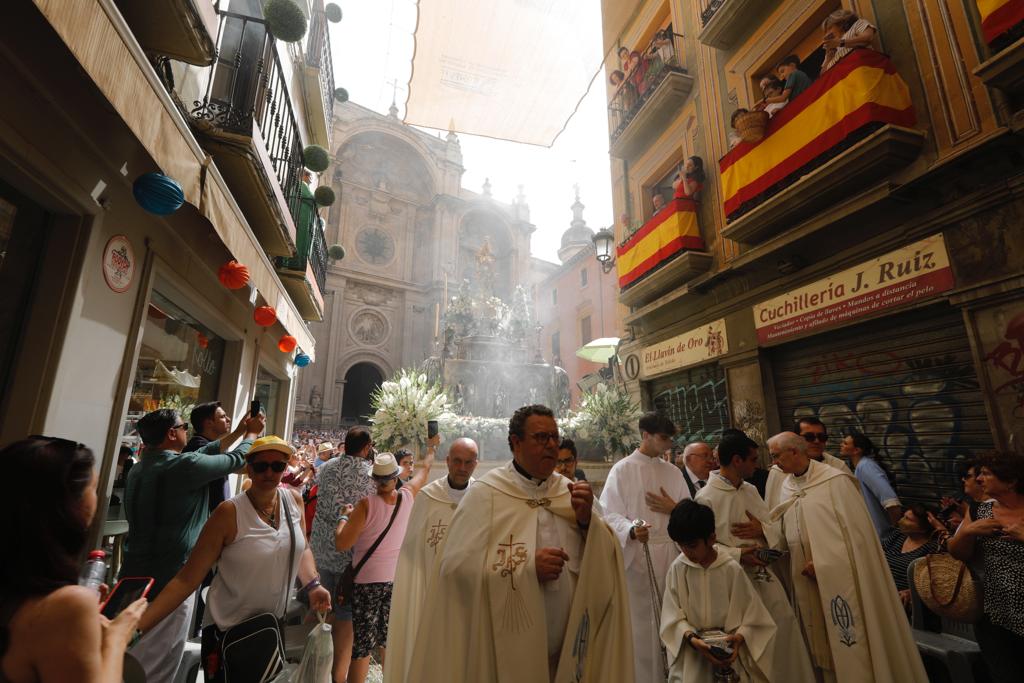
[123,407,263,682]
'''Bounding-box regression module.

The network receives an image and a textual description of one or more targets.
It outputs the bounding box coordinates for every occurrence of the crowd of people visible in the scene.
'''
[3,396,1023,682]
[729,9,879,148]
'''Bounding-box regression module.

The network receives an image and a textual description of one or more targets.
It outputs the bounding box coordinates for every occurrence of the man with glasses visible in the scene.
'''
[410,404,633,683]
[122,407,264,683]
[309,425,376,683]
[766,431,928,683]
[600,411,687,683]
[764,416,853,508]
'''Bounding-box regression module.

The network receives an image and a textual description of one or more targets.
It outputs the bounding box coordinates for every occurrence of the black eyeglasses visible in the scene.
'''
[525,431,560,445]
[172,423,189,432]
[250,461,288,473]
[801,433,829,443]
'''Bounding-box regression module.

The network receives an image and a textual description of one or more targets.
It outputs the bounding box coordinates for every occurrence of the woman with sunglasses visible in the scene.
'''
[0,437,148,683]
[137,436,331,681]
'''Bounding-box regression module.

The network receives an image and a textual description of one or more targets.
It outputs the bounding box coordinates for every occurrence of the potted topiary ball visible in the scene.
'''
[303,144,330,172]
[328,244,346,260]
[314,186,336,207]
[333,87,349,103]
[325,3,342,22]
[264,0,308,43]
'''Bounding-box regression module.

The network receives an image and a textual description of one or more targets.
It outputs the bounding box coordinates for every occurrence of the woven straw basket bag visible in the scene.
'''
[912,552,983,623]
[735,110,770,143]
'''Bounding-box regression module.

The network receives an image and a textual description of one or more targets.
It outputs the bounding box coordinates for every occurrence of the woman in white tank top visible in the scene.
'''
[136,436,332,681]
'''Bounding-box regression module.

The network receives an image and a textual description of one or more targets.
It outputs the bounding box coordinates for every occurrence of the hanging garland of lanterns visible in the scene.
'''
[254,305,277,328]
[294,351,311,367]
[278,335,298,353]
[133,172,184,215]
[218,260,250,289]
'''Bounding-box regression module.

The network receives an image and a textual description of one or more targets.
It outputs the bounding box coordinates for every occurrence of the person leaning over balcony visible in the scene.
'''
[821,9,878,72]
[672,156,705,201]
[754,76,788,117]
[772,55,812,105]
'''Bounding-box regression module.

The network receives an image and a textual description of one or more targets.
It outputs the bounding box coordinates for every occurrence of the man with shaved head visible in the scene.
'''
[384,438,479,682]
[767,432,927,683]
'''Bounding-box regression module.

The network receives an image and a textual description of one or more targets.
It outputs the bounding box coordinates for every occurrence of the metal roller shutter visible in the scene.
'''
[648,363,729,444]
[772,304,994,505]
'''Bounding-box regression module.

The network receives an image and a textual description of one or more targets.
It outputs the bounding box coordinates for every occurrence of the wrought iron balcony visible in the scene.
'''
[608,35,693,160]
[301,9,335,148]
[187,10,303,257]
[276,192,327,321]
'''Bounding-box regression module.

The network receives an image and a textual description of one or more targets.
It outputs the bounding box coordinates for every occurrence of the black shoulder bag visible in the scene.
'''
[337,492,403,607]
[220,493,297,682]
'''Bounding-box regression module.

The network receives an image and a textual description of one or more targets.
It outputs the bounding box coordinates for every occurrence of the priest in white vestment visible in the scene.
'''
[409,405,633,683]
[766,432,928,683]
[660,500,776,683]
[383,438,479,683]
[600,412,687,683]
[694,434,814,682]
[764,417,853,508]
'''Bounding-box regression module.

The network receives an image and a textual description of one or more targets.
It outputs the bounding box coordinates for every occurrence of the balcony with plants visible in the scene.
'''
[186,8,312,258]
[719,49,925,245]
[972,0,1024,94]
[300,6,338,149]
[608,30,693,160]
[275,186,329,321]
[115,0,218,65]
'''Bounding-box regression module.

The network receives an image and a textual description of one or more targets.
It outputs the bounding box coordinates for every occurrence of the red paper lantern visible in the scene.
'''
[254,305,277,327]
[197,333,209,349]
[218,260,250,289]
[278,335,297,353]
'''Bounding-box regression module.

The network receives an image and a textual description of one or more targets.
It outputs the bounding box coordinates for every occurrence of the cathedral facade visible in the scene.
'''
[294,102,535,427]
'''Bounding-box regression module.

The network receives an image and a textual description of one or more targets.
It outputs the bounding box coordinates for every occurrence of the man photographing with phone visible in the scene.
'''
[121,406,264,683]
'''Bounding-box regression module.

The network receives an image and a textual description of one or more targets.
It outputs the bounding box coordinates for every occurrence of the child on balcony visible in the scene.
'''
[772,55,812,104]
[755,77,788,118]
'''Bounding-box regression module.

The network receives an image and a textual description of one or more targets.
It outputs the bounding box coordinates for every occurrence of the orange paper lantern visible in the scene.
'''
[218,260,250,289]
[197,333,209,349]
[278,335,298,353]
[254,305,277,327]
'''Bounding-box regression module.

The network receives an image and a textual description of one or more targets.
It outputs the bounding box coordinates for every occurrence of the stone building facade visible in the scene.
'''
[294,102,536,427]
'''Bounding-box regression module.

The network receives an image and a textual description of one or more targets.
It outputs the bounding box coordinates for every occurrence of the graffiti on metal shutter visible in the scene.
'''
[651,364,729,444]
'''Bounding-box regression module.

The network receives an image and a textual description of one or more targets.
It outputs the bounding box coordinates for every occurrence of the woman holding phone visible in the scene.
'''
[1,437,148,683]
[137,436,331,682]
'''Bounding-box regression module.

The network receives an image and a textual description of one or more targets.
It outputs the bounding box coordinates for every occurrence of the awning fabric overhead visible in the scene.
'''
[406,0,604,146]
[32,0,315,359]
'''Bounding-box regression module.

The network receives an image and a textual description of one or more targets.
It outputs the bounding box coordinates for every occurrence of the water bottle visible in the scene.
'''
[78,550,108,592]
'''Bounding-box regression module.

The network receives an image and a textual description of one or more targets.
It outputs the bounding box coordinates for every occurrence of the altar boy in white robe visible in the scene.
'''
[600,411,688,683]
[695,434,814,682]
[661,500,776,683]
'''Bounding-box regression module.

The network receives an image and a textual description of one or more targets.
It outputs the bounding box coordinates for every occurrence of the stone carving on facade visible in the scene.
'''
[309,385,323,423]
[350,309,389,346]
[347,282,394,306]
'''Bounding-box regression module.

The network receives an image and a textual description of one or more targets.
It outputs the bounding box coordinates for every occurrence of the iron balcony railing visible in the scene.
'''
[608,29,686,142]
[276,195,328,295]
[191,10,305,231]
[305,10,335,133]
[699,0,725,27]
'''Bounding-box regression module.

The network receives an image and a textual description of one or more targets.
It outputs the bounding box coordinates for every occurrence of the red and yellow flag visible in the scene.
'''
[977,0,1024,44]
[617,198,704,289]
[719,50,915,221]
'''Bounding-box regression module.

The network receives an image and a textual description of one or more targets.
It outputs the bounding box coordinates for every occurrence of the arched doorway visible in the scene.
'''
[341,362,384,424]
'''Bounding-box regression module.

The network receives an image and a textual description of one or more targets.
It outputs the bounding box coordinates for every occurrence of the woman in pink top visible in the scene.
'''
[335,437,437,683]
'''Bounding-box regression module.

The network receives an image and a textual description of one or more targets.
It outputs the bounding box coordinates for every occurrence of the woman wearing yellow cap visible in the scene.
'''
[137,436,331,682]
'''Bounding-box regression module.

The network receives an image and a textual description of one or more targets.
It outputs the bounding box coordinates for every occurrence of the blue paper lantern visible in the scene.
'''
[133,172,184,215]
[295,352,311,367]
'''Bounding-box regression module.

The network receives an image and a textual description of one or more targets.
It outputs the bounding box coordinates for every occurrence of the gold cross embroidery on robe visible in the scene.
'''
[491,534,532,632]
[427,519,448,552]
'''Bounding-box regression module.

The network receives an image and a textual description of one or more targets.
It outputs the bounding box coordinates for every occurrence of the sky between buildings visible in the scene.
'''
[328,0,613,264]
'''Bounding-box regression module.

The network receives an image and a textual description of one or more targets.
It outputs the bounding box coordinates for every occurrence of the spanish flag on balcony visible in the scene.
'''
[977,0,1024,44]
[617,198,704,289]
[719,50,915,222]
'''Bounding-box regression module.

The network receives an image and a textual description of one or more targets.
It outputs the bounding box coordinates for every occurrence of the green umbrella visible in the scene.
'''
[575,337,620,364]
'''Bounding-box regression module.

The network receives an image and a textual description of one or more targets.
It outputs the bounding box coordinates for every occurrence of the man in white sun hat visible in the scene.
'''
[336,437,438,683]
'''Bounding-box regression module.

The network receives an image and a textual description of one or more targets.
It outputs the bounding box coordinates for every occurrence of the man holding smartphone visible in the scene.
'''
[122,407,264,683]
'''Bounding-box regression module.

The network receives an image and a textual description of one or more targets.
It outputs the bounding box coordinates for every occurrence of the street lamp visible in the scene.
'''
[592,227,616,274]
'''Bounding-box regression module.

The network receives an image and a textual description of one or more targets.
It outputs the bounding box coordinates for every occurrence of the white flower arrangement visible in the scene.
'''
[568,383,640,460]
[370,369,453,451]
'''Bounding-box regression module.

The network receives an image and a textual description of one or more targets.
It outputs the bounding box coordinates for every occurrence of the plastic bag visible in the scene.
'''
[290,613,334,683]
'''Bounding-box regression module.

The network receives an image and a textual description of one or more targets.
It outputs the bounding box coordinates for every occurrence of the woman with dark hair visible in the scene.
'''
[1,437,147,682]
[841,431,902,536]
[949,452,1024,682]
[672,156,706,201]
[881,503,945,610]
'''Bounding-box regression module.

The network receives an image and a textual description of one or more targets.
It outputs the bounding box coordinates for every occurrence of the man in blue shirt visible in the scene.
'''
[841,433,902,536]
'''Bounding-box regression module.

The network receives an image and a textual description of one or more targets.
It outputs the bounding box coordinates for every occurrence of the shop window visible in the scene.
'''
[254,367,284,434]
[580,268,588,287]
[0,186,46,399]
[581,316,592,345]
[123,291,225,449]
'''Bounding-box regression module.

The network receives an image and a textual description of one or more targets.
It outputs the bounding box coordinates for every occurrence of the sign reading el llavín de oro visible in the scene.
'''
[753,233,954,345]
[641,319,728,379]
